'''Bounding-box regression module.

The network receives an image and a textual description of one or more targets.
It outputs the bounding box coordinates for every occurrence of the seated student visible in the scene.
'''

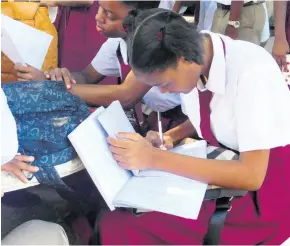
[272,0,290,71]
[99,9,290,245]
[1,89,38,184]
[1,88,68,246]
[14,0,181,117]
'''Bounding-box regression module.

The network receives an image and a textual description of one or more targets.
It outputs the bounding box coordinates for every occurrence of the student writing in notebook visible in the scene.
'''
[100,9,290,245]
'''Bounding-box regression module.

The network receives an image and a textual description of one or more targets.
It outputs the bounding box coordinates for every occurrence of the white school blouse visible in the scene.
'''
[1,89,18,165]
[91,38,181,112]
[181,31,290,152]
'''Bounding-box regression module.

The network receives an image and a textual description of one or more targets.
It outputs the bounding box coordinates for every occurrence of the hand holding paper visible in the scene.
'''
[1,14,52,70]
[108,133,154,171]
[14,64,46,81]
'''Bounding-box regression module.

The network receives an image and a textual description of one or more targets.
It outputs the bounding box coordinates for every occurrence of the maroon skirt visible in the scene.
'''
[100,145,290,245]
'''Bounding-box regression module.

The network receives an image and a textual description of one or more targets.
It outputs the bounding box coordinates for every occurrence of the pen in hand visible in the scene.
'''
[157,111,167,150]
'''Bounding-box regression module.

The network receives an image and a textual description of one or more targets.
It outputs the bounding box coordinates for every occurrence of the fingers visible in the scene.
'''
[52,68,63,81]
[14,64,30,73]
[109,145,127,155]
[44,70,50,80]
[45,68,74,89]
[16,72,33,81]
[14,154,34,162]
[116,132,143,141]
[273,54,286,71]
[12,157,39,173]
[112,154,127,163]
[164,142,174,149]
[107,137,132,148]
[146,131,162,147]
[1,163,28,183]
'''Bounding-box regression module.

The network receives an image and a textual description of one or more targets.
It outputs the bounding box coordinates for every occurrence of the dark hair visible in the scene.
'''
[121,1,160,10]
[123,8,204,74]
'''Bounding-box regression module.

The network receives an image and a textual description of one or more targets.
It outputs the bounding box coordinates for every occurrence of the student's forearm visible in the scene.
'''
[151,149,269,191]
[69,84,128,107]
[71,71,105,85]
[172,1,182,13]
[274,1,287,39]
[229,1,243,21]
[69,83,147,109]
[165,120,197,144]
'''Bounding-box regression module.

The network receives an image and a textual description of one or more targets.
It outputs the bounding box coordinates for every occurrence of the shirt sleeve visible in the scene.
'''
[235,62,290,152]
[142,87,181,112]
[91,39,121,77]
[1,89,18,165]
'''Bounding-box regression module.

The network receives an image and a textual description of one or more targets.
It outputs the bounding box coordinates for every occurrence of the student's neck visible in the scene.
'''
[201,34,213,80]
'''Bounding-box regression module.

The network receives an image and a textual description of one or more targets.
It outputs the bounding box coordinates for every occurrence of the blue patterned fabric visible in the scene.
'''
[2,81,90,186]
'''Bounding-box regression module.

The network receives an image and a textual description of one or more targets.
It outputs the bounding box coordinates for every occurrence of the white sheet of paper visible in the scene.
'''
[68,107,132,210]
[98,101,135,138]
[98,101,140,175]
[1,14,53,70]
[115,175,207,220]
[1,29,26,66]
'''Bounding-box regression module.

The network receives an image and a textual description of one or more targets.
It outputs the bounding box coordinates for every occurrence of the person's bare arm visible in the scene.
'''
[45,64,105,87]
[109,133,270,191]
[225,1,243,40]
[71,64,105,85]
[151,148,269,190]
[69,71,151,108]
[273,1,289,70]
[172,1,182,13]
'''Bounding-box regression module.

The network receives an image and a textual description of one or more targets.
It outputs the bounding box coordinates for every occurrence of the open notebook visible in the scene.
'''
[68,101,208,219]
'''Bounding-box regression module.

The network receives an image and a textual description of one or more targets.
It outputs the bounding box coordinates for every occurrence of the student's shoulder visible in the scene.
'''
[229,40,282,79]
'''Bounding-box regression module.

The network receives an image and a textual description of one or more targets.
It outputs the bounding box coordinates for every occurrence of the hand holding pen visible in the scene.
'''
[145,112,174,150]
[157,111,167,150]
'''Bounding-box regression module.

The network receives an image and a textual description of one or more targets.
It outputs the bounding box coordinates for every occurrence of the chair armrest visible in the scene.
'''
[205,187,248,200]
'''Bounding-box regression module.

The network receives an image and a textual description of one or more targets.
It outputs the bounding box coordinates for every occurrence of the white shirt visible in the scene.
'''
[91,38,181,112]
[215,0,254,5]
[198,0,217,31]
[1,89,18,165]
[159,0,187,14]
[48,7,58,23]
[181,31,290,152]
